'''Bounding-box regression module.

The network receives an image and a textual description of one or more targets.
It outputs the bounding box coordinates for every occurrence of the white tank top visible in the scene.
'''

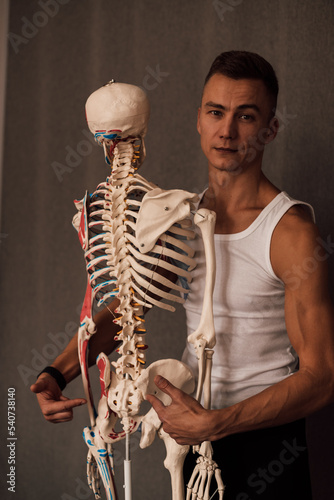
[182,191,315,409]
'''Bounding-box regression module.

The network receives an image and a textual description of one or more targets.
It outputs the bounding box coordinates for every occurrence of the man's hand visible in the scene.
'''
[30,375,86,423]
[146,375,212,445]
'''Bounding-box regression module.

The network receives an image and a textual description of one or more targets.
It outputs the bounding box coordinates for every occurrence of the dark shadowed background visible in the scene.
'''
[0,1,333,499]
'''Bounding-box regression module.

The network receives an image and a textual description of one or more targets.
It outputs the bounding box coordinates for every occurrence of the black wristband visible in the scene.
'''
[37,366,67,391]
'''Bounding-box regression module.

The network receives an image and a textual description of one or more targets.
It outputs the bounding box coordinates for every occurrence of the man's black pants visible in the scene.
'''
[183,419,312,499]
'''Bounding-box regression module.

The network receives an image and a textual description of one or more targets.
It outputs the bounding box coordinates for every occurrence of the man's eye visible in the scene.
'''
[209,110,222,116]
[240,114,254,121]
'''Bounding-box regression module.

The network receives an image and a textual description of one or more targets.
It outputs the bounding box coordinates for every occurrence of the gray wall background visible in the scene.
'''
[1,1,334,499]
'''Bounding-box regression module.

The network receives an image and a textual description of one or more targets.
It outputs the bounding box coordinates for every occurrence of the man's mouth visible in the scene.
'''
[214,146,238,153]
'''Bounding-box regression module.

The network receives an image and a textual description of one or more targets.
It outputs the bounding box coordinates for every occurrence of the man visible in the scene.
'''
[145,52,334,498]
[32,52,334,498]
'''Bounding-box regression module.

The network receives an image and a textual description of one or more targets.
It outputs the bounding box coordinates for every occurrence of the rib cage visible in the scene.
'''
[84,143,196,316]
[76,139,197,382]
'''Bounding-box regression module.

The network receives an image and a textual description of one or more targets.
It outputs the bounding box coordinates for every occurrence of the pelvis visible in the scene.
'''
[83,358,196,500]
[93,357,195,444]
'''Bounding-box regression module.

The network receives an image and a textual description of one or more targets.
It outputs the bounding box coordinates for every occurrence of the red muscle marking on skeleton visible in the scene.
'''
[97,355,108,398]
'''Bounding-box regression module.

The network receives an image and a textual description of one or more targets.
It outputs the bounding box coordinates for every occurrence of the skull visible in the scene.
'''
[85,81,150,141]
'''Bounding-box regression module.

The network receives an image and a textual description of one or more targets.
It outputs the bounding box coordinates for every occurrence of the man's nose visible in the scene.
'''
[219,117,236,139]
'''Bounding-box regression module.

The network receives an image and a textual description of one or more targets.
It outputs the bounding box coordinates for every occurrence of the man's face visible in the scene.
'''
[197,74,278,174]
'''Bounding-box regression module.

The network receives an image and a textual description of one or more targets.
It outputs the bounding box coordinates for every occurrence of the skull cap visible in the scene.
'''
[85,82,150,139]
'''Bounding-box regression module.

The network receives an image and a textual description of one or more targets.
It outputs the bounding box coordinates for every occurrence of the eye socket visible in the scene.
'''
[209,109,222,117]
[239,114,254,121]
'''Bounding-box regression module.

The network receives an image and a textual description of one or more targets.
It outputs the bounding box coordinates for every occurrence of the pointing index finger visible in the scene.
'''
[45,397,86,415]
[154,375,173,392]
[146,393,166,417]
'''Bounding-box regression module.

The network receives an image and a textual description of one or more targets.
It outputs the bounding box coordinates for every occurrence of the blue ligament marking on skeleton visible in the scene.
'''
[93,280,116,292]
[91,270,117,282]
[98,449,108,457]
[87,257,109,269]
[89,231,108,241]
[98,457,111,483]
[94,132,119,141]
[97,291,118,307]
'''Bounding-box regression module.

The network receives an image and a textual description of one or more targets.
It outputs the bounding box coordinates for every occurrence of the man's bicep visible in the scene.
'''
[283,252,334,383]
[285,285,334,366]
[273,217,334,369]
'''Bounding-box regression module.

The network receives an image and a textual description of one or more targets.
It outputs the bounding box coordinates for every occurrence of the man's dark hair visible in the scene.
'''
[204,51,279,113]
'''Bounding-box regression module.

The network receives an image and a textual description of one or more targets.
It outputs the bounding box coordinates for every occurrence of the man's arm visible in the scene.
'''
[147,209,334,444]
[31,262,178,423]
[30,298,121,423]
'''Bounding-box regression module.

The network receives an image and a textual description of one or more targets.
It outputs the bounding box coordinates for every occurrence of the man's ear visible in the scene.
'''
[197,108,202,135]
[265,116,279,144]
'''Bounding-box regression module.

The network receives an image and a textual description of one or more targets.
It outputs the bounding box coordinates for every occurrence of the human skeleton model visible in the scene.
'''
[73,81,224,500]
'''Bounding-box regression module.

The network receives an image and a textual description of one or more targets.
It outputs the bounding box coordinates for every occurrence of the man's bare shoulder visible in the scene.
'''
[271,204,321,281]
[276,203,316,238]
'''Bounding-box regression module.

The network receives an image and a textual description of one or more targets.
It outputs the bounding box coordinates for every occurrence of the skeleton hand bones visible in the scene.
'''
[147,379,225,499]
[186,441,225,500]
